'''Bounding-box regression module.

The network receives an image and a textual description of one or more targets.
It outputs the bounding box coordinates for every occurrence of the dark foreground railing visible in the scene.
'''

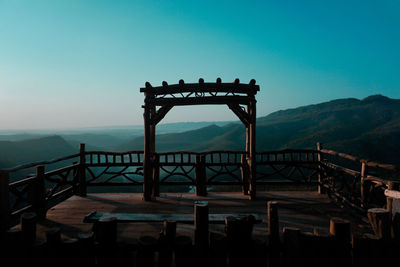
[1,201,400,267]
[1,143,399,230]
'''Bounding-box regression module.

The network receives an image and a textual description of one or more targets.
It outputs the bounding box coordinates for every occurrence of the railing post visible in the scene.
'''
[240,154,249,195]
[316,142,325,194]
[195,154,207,196]
[0,170,10,231]
[360,162,368,208]
[194,201,209,266]
[152,154,160,197]
[78,143,87,197]
[34,165,46,219]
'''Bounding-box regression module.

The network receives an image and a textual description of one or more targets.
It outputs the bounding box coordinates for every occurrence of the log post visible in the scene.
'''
[137,235,157,267]
[367,208,391,240]
[143,104,153,201]
[0,170,10,232]
[194,200,209,266]
[224,215,255,267]
[267,201,280,267]
[152,154,160,197]
[21,212,37,246]
[282,227,301,267]
[316,142,325,194]
[240,154,249,195]
[247,99,257,200]
[360,161,368,208]
[78,143,87,197]
[95,216,118,266]
[158,220,176,267]
[45,227,62,266]
[267,201,280,244]
[329,217,352,267]
[78,231,96,267]
[34,165,47,219]
[209,232,228,267]
[195,154,207,196]
[175,235,194,267]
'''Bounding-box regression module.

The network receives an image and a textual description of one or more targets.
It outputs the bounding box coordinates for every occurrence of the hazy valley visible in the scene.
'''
[1,94,400,169]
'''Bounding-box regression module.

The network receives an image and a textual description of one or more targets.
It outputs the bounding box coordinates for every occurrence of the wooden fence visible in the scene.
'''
[1,143,399,231]
[2,201,400,267]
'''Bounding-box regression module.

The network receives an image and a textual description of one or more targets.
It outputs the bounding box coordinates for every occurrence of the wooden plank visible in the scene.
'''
[385,189,400,199]
[140,82,259,95]
[83,211,262,224]
[146,96,251,106]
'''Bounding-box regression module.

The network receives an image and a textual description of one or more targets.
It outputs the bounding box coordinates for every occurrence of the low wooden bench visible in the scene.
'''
[83,210,263,224]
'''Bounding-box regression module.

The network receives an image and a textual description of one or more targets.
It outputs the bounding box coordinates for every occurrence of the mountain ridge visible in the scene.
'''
[1,94,400,168]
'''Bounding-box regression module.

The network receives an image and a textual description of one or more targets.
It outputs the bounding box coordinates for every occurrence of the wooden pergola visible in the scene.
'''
[140,78,260,201]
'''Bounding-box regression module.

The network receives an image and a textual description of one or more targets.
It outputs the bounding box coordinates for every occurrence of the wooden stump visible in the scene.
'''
[367,208,391,240]
[175,235,193,267]
[21,212,37,246]
[282,227,301,267]
[329,217,352,267]
[194,201,209,266]
[158,220,176,267]
[78,231,96,267]
[267,201,280,267]
[225,215,255,267]
[137,235,157,267]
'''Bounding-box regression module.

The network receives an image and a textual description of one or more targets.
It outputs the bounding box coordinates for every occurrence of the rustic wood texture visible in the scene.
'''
[367,208,391,239]
[17,191,372,244]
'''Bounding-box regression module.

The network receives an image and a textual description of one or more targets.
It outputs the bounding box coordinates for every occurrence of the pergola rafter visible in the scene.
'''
[140,78,259,201]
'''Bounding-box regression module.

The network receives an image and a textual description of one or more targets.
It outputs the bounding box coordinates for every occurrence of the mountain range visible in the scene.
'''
[1,94,400,169]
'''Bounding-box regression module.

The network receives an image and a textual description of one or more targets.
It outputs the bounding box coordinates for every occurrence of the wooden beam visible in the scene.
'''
[140,82,259,95]
[227,103,250,126]
[150,105,173,125]
[145,96,251,106]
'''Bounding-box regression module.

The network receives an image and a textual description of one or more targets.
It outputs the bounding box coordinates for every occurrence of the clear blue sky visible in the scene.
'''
[0,0,399,129]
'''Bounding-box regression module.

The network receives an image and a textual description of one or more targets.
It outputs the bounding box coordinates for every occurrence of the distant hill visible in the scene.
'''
[2,95,400,168]
[0,135,76,168]
[117,95,400,165]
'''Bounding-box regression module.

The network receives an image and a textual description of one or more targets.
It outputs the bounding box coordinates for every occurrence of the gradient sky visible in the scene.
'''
[0,0,399,130]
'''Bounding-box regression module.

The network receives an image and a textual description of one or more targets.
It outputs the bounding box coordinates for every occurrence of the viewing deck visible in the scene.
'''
[32,191,372,242]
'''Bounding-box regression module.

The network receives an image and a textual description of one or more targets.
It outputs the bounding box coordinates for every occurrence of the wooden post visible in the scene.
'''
[0,170,10,231]
[267,201,280,243]
[282,227,301,267]
[209,232,228,267]
[158,220,176,267]
[224,215,255,267]
[137,235,157,267]
[194,200,209,266]
[21,212,37,246]
[143,104,153,201]
[240,154,249,195]
[316,142,325,194]
[329,217,352,267]
[78,231,96,267]
[34,165,46,219]
[360,162,368,208]
[195,154,207,196]
[267,201,280,267]
[367,208,391,240]
[152,154,160,197]
[78,143,87,197]
[175,235,194,267]
[247,99,257,200]
[95,216,118,267]
[95,216,118,244]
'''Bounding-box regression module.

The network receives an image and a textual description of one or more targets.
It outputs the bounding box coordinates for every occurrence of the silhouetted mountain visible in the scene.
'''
[2,95,400,168]
[0,135,76,168]
[118,95,400,165]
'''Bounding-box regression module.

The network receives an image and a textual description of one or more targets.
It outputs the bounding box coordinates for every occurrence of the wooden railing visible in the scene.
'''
[1,143,399,230]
